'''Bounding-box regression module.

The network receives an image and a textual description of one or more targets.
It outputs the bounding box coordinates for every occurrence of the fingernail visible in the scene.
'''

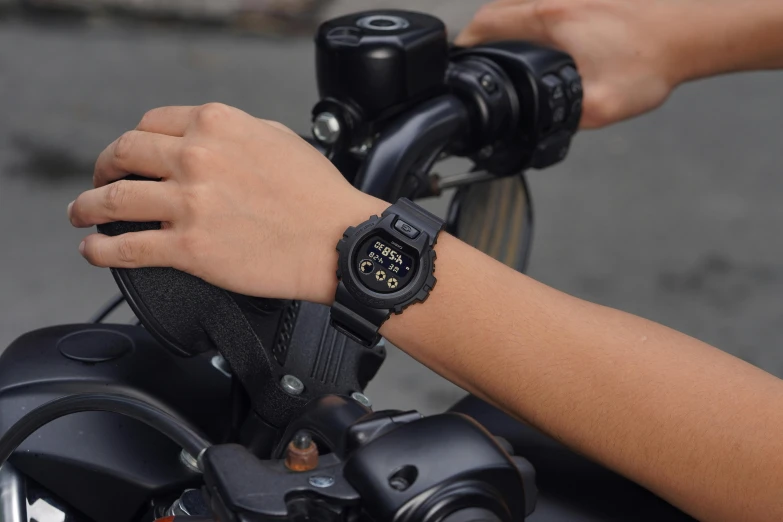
[67,200,74,218]
[78,241,85,256]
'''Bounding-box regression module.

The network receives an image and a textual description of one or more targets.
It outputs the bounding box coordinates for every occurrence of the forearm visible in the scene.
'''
[671,0,783,83]
[381,234,783,522]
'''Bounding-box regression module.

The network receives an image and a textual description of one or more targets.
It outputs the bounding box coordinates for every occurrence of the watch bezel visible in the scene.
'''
[337,214,437,314]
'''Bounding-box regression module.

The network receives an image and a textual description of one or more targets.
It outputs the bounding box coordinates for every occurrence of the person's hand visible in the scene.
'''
[456,0,698,128]
[68,103,385,305]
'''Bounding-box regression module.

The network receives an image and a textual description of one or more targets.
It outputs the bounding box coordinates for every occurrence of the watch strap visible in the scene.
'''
[331,282,390,346]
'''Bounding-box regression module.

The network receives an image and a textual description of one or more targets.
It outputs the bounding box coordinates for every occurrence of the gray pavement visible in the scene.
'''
[1,6,782,415]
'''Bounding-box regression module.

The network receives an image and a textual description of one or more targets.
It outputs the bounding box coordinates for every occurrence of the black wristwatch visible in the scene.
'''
[330,198,445,347]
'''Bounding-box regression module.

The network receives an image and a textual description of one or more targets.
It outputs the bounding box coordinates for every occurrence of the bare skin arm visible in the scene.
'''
[383,233,783,522]
[67,102,783,521]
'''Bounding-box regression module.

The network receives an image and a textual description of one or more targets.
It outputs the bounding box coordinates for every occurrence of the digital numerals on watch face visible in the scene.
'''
[355,234,416,293]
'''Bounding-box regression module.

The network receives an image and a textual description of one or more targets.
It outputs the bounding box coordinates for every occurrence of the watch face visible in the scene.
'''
[355,233,417,293]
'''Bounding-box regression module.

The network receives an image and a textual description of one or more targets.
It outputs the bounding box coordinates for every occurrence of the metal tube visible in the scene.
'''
[436,170,496,191]
[0,463,27,522]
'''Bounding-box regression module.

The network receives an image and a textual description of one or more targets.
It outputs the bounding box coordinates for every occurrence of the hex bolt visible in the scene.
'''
[312,112,342,145]
[479,145,494,159]
[281,374,305,396]
[351,392,373,408]
[309,476,335,488]
[480,74,498,94]
[293,431,313,450]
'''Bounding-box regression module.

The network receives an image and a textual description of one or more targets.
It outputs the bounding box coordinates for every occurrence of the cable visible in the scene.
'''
[0,394,211,468]
[90,293,126,323]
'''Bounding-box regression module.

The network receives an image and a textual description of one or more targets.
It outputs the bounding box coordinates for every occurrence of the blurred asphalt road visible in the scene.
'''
[1,3,782,414]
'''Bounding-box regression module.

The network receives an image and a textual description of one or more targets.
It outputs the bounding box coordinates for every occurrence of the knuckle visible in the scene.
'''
[176,232,201,271]
[534,0,572,19]
[584,89,622,128]
[472,4,499,32]
[178,230,199,254]
[137,109,156,129]
[195,102,232,132]
[181,183,205,210]
[179,144,212,173]
[114,131,136,162]
[117,237,138,264]
[104,180,131,214]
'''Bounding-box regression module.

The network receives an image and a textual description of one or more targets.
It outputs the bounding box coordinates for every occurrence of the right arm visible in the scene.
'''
[456,0,783,128]
[68,104,783,521]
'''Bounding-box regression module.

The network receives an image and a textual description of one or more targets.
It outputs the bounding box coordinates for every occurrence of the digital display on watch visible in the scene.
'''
[355,234,416,293]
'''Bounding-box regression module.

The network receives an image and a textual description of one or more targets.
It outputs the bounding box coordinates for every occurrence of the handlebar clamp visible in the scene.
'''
[202,396,536,522]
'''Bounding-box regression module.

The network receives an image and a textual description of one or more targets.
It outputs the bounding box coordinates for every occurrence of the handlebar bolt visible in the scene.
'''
[286,430,319,472]
[293,430,313,450]
[480,74,498,94]
[351,392,373,408]
[309,475,336,488]
[281,374,305,396]
[313,112,342,145]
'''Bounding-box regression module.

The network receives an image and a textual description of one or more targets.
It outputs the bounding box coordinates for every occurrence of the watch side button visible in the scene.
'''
[394,219,420,239]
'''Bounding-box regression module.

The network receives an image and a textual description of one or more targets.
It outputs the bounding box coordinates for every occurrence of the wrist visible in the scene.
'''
[666,0,783,85]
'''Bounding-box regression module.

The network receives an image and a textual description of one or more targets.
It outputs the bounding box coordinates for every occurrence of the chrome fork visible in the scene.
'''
[0,463,27,522]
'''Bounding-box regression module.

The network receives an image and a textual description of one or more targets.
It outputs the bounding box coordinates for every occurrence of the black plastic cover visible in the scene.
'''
[0,324,232,522]
[343,413,529,522]
[316,10,449,121]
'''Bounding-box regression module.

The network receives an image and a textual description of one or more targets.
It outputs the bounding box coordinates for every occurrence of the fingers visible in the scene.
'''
[136,106,198,136]
[79,230,179,269]
[455,3,548,47]
[93,130,181,188]
[69,179,181,228]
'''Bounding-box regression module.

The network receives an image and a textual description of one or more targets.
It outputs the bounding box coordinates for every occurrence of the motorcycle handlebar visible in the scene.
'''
[354,94,470,200]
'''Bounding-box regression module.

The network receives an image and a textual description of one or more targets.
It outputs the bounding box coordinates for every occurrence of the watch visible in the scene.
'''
[331,198,445,347]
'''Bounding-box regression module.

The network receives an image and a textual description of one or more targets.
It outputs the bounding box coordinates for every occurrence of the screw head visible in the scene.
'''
[479,145,494,159]
[292,430,313,450]
[281,375,305,396]
[210,354,231,377]
[480,74,498,94]
[179,449,201,473]
[312,112,341,145]
[351,392,372,408]
[309,475,335,488]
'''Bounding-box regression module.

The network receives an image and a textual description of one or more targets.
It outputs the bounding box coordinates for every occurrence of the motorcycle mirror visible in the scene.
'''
[446,174,534,273]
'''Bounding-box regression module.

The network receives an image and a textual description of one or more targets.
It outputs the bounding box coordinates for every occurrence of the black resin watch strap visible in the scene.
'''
[331,282,390,346]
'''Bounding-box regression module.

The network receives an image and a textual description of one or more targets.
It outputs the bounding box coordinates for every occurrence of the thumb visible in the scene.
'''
[455,3,548,47]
